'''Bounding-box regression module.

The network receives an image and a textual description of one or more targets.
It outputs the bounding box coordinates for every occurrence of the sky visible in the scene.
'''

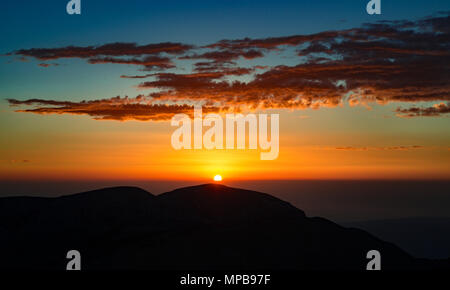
[0,0,449,183]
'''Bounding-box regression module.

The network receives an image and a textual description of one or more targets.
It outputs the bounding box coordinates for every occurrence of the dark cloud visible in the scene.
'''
[334,145,425,151]
[6,97,225,121]
[6,13,450,120]
[120,74,154,79]
[180,49,264,65]
[395,102,450,117]
[138,13,449,111]
[205,31,343,50]
[87,56,174,70]
[12,42,193,60]
[38,63,58,68]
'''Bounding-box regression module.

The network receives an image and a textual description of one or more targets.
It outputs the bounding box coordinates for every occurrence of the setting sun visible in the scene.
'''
[213,175,223,182]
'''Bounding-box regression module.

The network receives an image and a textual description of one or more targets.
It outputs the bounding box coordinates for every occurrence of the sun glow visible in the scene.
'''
[213,174,222,182]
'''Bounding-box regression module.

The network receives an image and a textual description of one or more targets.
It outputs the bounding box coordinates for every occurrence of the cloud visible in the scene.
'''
[334,145,425,151]
[120,74,154,79]
[205,31,343,50]
[138,13,450,111]
[6,97,225,121]
[180,49,264,67]
[10,42,192,70]
[12,42,193,60]
[38,63,58,68]
[0,159,31,164]
[395,102,450,117]
[87,56,175,70]
[6,13,450,120]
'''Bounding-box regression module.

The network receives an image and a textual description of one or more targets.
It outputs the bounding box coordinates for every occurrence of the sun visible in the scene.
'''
[213,174,222,182]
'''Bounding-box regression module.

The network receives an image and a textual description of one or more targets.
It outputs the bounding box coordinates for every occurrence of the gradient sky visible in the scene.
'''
[1,0,449,181]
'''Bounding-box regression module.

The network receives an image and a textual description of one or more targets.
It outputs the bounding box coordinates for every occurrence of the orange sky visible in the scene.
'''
[1,106,449,181]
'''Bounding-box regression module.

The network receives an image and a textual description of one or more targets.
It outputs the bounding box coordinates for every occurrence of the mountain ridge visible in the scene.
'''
[0,184,447,270]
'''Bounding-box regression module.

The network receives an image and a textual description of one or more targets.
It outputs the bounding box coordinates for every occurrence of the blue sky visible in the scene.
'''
[2,0,449,49]
[1,0,449,101]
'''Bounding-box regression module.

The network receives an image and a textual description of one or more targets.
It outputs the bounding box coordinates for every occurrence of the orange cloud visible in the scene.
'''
[7,13,450,120]
[7,97,226,121]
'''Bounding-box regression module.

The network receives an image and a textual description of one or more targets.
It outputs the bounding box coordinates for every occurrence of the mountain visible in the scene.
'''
[0,184,447,270]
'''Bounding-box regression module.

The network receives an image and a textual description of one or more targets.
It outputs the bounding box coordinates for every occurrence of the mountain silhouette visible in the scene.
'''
[0,184,448,270]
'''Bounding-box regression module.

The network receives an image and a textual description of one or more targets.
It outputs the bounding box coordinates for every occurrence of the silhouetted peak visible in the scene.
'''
[158,183,305,221]
[160,183,284,202]
[61,186,154,201]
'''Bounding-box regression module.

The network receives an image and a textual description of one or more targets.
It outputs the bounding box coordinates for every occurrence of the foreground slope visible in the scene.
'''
[0,184,447,270]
